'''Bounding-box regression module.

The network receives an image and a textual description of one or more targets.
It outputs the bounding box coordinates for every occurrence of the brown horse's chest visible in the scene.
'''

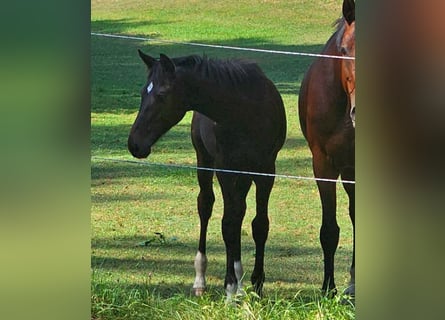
[324,126,355,170]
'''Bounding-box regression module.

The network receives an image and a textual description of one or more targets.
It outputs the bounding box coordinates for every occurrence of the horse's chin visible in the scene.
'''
[132,148,151,159]
[130,147,151,159]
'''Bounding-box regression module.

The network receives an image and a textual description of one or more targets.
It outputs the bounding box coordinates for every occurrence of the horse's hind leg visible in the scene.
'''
[342,171,355,297]
[251,173,275,296]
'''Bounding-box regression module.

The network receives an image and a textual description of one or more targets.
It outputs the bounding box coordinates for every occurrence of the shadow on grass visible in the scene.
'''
[92,235,351,293]
[91,280,329,302]
[92,19,171,36]
[91,189,171,204]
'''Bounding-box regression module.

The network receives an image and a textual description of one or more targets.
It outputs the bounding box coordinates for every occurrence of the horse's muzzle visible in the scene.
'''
[128,136,151,159]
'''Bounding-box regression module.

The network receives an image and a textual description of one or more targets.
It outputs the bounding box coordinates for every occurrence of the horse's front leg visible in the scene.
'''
[342,170,355,297]
[318,180,340,295]
[193,167,215,296]
[313,150,340,295]
[217,172,252,299]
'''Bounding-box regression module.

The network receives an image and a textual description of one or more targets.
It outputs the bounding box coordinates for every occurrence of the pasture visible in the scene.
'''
[91,0,354,318]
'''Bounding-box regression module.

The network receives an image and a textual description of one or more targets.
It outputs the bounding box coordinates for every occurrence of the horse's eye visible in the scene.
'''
[156,91,168,100]
[157,87,169,96]
[340,47,348,55]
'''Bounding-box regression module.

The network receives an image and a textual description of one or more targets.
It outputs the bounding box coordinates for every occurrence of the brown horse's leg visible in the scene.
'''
[342,172,355,297]
[217,172,252,299]
[313,150,340,295]
[250,172,274,296]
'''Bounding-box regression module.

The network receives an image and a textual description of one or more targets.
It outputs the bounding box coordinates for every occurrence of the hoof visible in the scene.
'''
[343,283,355,297]
[340,284,355,305]
[340,294,355,306]
[193,287,206,296]
[321,287,337,298]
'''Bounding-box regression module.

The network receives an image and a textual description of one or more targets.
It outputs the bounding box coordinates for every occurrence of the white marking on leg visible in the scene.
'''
[193,251,207,296]
[225,283,237,303]
[225,261,245,302]
[234,260,245,295]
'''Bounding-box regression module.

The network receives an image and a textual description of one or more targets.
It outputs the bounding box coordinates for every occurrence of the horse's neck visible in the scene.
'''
[182,73,238,124]
[319,36,345,90]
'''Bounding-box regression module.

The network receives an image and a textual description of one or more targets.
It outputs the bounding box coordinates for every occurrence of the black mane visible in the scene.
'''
[173,55,266,88]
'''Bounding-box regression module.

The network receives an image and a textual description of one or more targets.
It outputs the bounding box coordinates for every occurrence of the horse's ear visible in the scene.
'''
[159,54,176,75]
[138,49,156,68]
[342,0,355,25]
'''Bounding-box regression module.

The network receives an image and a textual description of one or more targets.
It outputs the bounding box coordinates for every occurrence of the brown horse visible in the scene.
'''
[128,52,287,298]
[298,0,355,296]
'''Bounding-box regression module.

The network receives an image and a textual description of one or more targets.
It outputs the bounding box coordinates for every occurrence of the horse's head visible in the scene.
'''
[339,0,355,127]
[128,51,186,158]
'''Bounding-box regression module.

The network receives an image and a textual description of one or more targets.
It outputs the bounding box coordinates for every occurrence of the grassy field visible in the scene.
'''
[91,0,354,318]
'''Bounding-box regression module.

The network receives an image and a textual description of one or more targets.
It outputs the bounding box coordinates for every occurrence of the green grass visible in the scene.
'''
[91,0,354,319]
[92,270,355,319]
